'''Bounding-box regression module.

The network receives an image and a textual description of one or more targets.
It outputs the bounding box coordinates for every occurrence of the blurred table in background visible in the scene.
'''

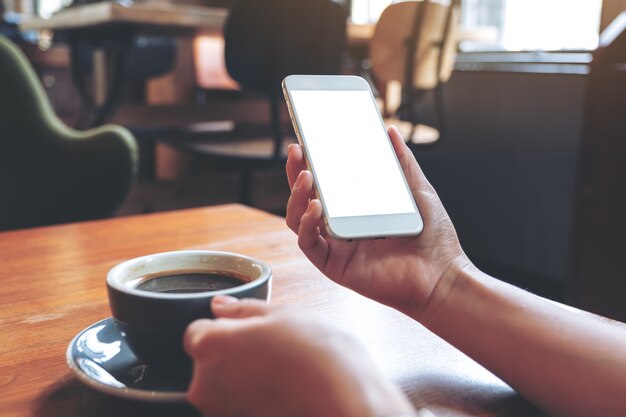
[20,2,227,34]
[20,1,497,118]
[21,2,228,125]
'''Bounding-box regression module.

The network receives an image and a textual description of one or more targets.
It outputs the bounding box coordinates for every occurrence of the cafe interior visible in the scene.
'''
[1,0,626,415]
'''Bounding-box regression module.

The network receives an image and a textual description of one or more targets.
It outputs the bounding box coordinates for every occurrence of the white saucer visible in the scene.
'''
[67,317,188,402]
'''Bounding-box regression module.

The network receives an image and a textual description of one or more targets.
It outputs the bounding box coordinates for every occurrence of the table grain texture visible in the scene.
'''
[0,205,544,417]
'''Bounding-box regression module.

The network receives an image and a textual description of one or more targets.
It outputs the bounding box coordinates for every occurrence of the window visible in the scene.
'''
[36,0,68,18]
[350,0,603,51]
[350,0,394,23]
[461,0,602,51]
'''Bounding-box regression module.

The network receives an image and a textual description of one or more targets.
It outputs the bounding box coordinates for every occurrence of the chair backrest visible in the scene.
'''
[0,35,63,146]
[370,0,460,90]
[0,35,138,230]
[223,0,347,93]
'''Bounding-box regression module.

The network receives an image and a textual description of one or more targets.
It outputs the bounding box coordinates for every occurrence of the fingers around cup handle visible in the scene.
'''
[184,318,213,359]
[184,297,272,361]
[212,296,271,319]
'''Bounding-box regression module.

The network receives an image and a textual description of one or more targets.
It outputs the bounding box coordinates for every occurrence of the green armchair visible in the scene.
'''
[0,35,139,231]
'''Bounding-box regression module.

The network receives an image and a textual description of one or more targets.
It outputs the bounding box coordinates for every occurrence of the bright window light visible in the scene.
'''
[351,0,394,24]
[37,0,66,18]
[501,0,602,51]
[351,0,603,51]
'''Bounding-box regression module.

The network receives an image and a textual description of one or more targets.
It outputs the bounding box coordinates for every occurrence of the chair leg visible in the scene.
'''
[269,91,283,160]
[403,88,419,149]
[434,82,447,140]
[240,168,253,206]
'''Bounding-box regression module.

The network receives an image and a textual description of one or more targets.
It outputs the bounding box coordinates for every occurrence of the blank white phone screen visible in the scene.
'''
[290,90,416,218]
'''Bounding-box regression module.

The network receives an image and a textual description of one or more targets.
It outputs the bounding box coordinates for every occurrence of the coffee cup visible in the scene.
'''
[106,250,272,379]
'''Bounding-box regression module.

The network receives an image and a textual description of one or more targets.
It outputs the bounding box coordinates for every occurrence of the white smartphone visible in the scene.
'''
[282,74,423,240]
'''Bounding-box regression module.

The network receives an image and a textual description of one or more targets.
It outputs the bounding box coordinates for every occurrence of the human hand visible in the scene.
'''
[184,296,415,417]
[285,126,471,319]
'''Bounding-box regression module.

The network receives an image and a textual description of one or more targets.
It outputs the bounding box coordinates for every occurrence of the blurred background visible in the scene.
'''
[2,0,625,320]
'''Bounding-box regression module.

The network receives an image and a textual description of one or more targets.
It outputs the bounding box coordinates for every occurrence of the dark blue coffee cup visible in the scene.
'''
[107,250,272,379]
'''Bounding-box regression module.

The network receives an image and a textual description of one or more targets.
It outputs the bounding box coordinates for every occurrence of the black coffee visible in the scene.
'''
[135,272,246,294]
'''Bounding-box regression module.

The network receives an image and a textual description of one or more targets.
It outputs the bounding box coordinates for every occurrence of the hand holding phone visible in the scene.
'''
[282,75,423,239]
[285,124,470,315]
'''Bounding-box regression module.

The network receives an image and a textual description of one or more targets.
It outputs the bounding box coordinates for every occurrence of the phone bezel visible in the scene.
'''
[282,75,423,240]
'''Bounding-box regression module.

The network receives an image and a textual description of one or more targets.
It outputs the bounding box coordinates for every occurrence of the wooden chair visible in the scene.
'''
[0,35,139,231]
[370,0,460,146]
[164,0,346,205]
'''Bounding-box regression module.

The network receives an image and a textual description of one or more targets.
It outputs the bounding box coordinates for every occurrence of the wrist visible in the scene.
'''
[411,254,476,327]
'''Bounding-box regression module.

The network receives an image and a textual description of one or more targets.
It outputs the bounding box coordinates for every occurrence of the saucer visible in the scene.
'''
[67,317,189,402]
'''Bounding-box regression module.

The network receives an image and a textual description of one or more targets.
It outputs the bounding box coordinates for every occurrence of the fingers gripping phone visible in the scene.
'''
[282,75,423,240]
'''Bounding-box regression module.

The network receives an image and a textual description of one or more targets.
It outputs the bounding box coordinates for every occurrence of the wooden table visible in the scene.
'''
[0,205,544,417]
[20,2,228,33]
[21,2,367,42]
[19,2,490,44]
[20,2,229,129]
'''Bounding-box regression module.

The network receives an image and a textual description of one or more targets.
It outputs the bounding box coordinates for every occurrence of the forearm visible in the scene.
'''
[416,264,626,417]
